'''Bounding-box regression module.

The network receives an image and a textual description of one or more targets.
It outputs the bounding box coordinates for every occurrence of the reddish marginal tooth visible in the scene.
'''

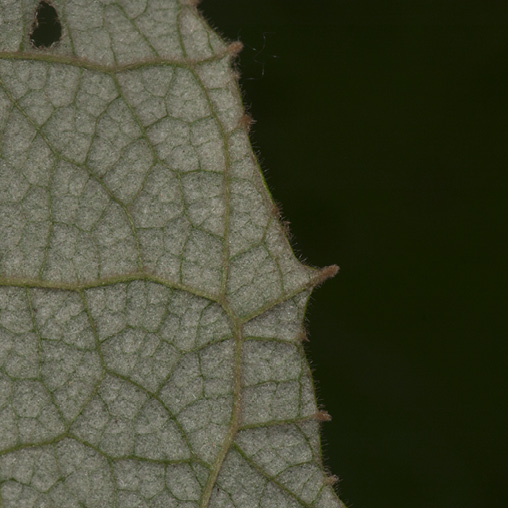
[314,265,340,285]
[325,475,339,485]
[239,114,254,130]
[227,41,244,57]
[315,410,332,422]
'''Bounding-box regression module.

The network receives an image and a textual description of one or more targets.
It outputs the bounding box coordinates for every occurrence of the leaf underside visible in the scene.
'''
[0,1,344,507]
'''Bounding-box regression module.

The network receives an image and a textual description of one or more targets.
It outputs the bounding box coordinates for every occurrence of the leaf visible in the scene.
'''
[0,1,345,506]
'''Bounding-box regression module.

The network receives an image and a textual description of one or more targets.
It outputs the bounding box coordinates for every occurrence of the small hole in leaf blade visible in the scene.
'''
[30,1,62,48]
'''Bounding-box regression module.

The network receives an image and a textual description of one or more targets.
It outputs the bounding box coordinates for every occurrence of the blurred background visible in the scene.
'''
[200,1,507,507]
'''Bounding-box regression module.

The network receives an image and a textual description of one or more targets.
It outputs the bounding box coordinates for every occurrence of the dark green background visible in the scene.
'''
[201,2,507,507]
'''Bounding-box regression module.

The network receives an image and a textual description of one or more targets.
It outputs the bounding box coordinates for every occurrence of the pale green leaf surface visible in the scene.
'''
[0,1,345,506]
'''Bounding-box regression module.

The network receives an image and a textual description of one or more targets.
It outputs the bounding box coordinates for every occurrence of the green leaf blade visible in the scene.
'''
[0,1,345,507]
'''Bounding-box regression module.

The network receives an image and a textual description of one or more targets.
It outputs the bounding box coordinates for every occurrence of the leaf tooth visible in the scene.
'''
[227,41,244,58]
[238,113,254,132]
[325,474,340,486]
[314,410,332,422]
[313,265,340,286]
[298,331,309,343]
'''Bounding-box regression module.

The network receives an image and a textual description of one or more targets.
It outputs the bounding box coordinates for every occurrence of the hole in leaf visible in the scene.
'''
[30,1,62,48]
